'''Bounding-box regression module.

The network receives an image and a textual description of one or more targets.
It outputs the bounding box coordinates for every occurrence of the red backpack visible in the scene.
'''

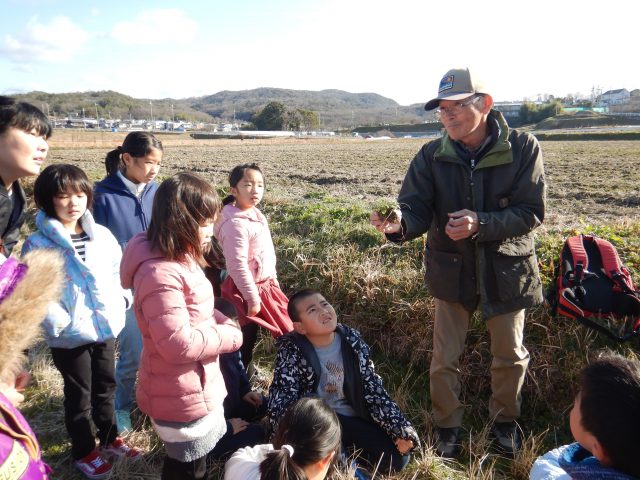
[554,234,640,342]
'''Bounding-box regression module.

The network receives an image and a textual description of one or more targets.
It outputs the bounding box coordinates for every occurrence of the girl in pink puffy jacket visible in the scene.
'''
[215,164,293,374]
[121,173,258,480]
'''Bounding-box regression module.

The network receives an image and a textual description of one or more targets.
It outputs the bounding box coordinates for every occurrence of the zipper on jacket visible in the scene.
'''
[136,196,149,230]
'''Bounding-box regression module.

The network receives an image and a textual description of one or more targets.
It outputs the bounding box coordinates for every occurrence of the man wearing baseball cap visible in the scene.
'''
[371,67,546,458]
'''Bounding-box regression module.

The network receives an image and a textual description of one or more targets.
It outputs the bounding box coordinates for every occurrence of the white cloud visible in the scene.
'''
[111,9,198,45]
[0,15,89,63]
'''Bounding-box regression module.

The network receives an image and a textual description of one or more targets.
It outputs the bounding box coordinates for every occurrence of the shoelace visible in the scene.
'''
[90,456,106,468]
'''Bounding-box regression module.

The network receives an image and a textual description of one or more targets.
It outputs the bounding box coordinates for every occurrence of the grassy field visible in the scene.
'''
[21,131,640,479]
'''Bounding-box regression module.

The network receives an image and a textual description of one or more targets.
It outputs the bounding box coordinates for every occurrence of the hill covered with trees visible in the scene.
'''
[13,88,434,129]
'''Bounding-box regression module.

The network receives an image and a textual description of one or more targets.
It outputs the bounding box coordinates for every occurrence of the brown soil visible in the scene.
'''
[46,131,640,227]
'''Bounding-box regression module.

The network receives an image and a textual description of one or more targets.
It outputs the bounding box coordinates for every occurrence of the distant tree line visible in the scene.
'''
[251,101,320,131]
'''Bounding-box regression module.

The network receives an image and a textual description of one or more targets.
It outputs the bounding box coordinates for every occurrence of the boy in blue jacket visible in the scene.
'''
[267,289,419,474]
[530,354,640,480]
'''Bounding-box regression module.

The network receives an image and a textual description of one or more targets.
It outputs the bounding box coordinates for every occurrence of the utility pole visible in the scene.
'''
[171,104,174,122]
[149,101,153,125]
[94,103,99,122]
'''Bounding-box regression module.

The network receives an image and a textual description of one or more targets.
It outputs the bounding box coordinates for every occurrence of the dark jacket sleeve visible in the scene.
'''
[476,132,546,242]
[353,330,421,449]
[266,339,312,437]
[390,142,439,243]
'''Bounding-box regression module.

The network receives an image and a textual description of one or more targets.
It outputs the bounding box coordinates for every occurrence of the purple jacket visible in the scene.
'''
[0,392,50,479]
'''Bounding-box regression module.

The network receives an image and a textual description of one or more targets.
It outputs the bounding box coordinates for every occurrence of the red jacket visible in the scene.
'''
[120,233,242,422]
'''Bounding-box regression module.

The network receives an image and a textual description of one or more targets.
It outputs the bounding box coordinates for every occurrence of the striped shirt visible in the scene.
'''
[70,231,90,261]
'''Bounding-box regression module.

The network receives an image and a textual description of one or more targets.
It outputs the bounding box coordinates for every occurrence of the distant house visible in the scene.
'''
[600,88,630,105]
[630,89,640,98]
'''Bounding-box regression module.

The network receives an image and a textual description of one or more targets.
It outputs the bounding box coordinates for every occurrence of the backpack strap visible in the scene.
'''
[593,237,623,278]
[566,235,588,283]
[592,237,637,292]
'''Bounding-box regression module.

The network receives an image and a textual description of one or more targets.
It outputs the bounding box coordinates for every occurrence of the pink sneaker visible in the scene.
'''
[74,449,112,479]
[100,437,143,460]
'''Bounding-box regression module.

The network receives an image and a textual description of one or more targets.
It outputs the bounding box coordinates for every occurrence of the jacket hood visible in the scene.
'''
[215,204,265,239]
[35,209,98,249]
[219,204,264,222]
[120,232,164,289]
[96,173,156,196]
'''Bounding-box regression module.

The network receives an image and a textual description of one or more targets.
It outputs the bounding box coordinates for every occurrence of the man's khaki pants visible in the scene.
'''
[430,299,530,428]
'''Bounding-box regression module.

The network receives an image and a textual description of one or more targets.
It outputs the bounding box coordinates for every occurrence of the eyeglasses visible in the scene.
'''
[435,95,483,118]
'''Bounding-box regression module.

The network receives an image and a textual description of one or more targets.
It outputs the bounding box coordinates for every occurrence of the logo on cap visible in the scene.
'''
[438,75,455,93]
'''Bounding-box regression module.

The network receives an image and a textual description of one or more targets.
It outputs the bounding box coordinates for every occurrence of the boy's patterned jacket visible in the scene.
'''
[267,324,420,448]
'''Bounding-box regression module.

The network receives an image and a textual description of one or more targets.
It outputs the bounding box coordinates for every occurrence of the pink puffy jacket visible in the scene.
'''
[215,205,278,309]
[120,233,242,422]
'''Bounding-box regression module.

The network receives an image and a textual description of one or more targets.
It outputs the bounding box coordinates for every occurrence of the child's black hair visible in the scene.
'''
[287,289,322,323]
[578,354,640,477]
[222,163,264,206]
[104,131,163,176]
[34,164,93,220]
[260,397,341,480]
[0,96,52,139]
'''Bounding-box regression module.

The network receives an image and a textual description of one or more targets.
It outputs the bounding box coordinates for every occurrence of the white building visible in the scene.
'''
[600,89,630,106]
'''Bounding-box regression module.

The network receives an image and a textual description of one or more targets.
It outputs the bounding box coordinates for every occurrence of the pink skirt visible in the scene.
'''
[220,276,293,337]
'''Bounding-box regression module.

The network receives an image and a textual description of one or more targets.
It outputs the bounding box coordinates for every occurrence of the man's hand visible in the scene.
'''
[242,391,263,408]
[445,209,479,241]
[394,438,414,455]
[370,209,402,234]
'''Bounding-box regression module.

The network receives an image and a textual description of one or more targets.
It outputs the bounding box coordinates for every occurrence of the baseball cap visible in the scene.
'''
[424,67,487,111]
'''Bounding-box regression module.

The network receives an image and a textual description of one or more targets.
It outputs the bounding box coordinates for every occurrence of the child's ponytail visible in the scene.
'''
[104,146,123,176]
[260,445,306,480]
[259,397,341,480]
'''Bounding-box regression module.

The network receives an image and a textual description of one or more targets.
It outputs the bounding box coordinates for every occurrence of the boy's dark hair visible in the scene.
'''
[104,131,163,176]
[34,164,93,219]
[260,397,341,480]
[222,163,264,206]
[287,289,322,322]
[0,96,52,139]
[147,172,221,266]
[578,354,640,476]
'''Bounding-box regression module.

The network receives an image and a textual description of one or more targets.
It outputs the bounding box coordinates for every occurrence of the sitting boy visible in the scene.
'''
[529,354,640,479]
[267,289,420,474]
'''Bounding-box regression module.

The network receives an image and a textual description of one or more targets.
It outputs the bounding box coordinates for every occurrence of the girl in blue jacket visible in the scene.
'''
[93,131,163,434]
[21,164,140,479]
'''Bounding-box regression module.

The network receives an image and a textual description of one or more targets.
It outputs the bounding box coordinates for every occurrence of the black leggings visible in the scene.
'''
[50,340,118,459]
[161,455,207,480]
[239,322,259,371]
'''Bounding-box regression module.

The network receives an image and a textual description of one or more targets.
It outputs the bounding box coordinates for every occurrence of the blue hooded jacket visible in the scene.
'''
[93,173,157,250]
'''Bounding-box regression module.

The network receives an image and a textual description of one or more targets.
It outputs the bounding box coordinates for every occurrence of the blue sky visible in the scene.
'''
[1,0,638,105]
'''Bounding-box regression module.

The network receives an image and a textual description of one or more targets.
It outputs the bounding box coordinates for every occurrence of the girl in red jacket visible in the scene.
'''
[120,173,257,480]
[215,163,293,375]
